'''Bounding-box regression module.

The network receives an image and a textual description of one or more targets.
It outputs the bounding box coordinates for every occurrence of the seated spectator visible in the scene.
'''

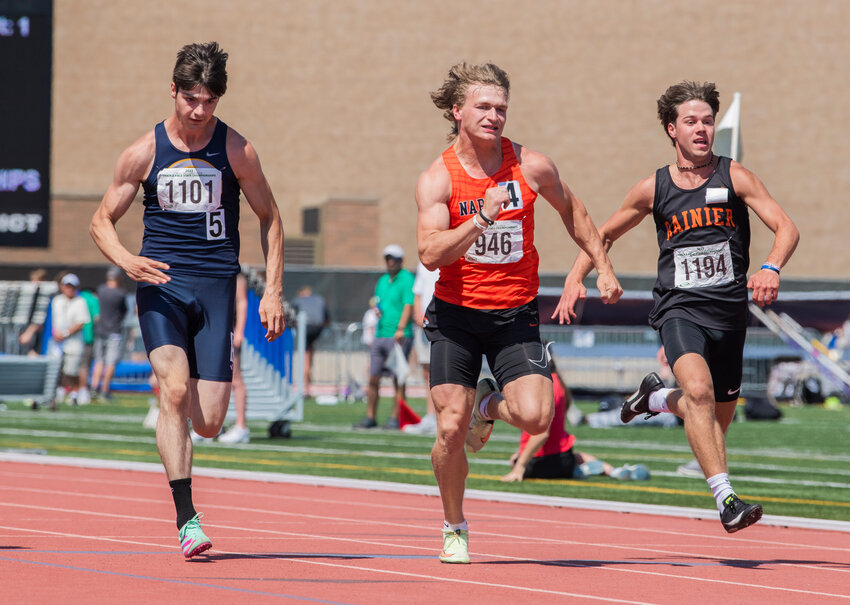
[501,356,649,483]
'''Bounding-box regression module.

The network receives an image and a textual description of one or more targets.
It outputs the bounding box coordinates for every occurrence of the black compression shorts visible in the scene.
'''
[424,296,551,389]
[659,316,745,402]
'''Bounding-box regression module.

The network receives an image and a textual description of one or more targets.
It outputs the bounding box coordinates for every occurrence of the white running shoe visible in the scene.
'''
[676,458,703,478]
[191,430,212,444]
[402,413,437,435]
[466,378,498,453]
[218,425,250,444]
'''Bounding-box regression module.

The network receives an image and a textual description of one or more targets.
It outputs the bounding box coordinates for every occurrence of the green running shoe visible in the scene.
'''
[178,513,212,558]
[439,528,470,564]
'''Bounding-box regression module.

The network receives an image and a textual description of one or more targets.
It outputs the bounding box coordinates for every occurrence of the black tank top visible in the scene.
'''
[648,156,751,330]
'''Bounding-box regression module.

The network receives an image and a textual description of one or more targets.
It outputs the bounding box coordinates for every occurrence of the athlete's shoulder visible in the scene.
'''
[513,141,558,191]
[116,128,157,183]
[623,173,657,212]
[415,153,452,205]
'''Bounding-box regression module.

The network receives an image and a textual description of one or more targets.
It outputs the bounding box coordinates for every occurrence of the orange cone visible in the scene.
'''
[398,398,421,429]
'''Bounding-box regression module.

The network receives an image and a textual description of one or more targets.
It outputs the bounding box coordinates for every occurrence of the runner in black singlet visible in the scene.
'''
[554,81,799,533]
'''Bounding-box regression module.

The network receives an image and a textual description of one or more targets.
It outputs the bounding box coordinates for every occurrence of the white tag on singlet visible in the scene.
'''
[705,187,729,204]
[465,220,524,264]
[157,166,222,213]
[673,241,734,289]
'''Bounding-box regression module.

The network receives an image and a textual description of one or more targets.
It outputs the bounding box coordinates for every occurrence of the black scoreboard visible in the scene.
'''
[0,0,52,247]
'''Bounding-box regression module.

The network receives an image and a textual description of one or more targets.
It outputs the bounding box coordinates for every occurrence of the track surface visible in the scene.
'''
[2,456,850,604]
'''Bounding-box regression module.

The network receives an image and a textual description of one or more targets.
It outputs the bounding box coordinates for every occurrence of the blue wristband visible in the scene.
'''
[761,263,780,274]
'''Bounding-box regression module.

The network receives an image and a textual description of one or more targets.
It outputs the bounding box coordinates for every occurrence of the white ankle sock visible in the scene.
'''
[444,520,468,532]
[707,472,734,512]
[648,388,673,413]
[479,393,498,420]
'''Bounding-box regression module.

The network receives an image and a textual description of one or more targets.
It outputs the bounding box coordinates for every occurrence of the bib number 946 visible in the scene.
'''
[465,220,523,264]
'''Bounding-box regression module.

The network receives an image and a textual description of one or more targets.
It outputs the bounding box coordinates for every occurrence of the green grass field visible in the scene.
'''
[1,394,849,522]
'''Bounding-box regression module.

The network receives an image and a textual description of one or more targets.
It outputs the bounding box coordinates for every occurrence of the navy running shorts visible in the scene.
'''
[136,272,236,382]
[424,296,551,389]
[659,316,746,402]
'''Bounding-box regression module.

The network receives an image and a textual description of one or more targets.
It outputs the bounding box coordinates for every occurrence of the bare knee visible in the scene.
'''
[158,380,189,413]
[681,382,715,415]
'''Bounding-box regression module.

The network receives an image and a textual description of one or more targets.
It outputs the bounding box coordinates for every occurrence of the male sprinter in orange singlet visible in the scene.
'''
[415,62,622,563]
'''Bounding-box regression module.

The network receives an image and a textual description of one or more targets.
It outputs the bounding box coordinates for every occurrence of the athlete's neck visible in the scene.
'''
[164,115,218,153]
[453,136,503,179]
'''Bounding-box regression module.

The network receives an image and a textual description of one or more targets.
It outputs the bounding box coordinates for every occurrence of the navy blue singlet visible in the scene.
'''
[140,119,241,276]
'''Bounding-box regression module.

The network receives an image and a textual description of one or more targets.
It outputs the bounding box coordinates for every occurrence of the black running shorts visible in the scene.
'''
[523,449,577,480]
[424,296,551,389]
[659,316,746,402]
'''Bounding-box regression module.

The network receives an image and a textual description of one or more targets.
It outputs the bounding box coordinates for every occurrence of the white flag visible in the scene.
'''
[714,92,742,161]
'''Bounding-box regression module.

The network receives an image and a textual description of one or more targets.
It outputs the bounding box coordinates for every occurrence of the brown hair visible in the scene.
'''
[657,81,720,145]
[172,42,228,97]
[430,62,510,141]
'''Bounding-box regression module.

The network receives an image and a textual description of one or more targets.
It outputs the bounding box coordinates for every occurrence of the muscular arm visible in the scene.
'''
[731,162,800,307]
[501,429,550,483]
[89,132,171,284]
[517,147,623,318]
[550,175,654,324]
[415,157,487,270]
[228,130,286,341]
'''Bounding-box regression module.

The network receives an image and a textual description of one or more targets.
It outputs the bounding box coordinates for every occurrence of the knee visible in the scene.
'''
[158,380,189,411]
[194,416,225,438]
[512,398,554,435]
[524,410,553,436]
[433,414,467,453]
[682,382,715,411]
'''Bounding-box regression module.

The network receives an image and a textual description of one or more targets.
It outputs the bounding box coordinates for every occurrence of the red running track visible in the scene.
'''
[1,456,850,604]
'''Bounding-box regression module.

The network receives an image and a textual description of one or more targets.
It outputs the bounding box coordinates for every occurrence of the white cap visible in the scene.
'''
[383,244,404,260]
[61,273,80,287]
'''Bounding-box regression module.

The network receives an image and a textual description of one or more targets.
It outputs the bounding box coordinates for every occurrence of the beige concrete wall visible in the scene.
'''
[7,0,848,278]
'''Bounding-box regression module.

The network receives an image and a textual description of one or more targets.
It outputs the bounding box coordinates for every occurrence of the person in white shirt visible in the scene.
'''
[404,262,440,435]
[49,273,92,404]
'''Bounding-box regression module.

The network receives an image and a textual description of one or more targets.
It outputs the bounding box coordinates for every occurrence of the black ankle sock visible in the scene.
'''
[169,478,197,529]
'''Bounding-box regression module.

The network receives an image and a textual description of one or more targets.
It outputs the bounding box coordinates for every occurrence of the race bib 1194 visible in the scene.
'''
[673,241,734,289]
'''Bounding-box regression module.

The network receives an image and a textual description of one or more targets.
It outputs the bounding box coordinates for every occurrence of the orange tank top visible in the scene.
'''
[434,137,540,309]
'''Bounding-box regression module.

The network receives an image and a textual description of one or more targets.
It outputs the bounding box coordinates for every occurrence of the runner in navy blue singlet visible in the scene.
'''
[554,81,799,534]
[90,42,285,557]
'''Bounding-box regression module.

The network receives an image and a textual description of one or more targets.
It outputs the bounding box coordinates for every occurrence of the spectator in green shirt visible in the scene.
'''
[354,244,415,429]
[78,286,100,405]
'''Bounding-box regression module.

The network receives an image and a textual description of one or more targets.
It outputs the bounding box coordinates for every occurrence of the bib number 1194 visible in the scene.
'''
[673,241,733,289]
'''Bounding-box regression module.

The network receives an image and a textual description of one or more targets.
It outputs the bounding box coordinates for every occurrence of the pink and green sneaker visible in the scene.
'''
[178,513,212,558]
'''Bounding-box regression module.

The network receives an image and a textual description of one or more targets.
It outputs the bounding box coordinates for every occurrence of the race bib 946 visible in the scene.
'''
[465,220,524,264]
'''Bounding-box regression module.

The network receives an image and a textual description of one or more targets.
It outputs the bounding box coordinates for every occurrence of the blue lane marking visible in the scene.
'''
[0,556,353,604]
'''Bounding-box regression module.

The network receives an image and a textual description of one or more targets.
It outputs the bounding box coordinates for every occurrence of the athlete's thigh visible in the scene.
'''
[670,352,714,401]
[501,372,554,421]
[429,336,483,388]
[189,378,232,429]
[191,275,237,382]
[136,278,191,355]
[659,317,709,370]
[706,327,746,402]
